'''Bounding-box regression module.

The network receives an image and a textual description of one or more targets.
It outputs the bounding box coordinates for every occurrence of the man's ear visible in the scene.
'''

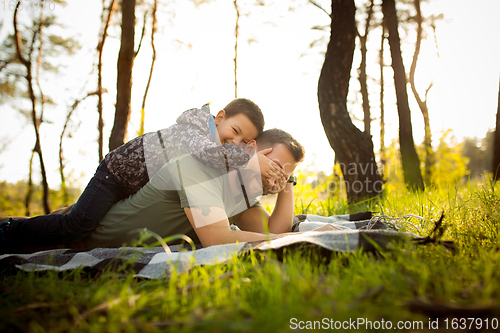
[214,110,226,125]
[244,139,257,154]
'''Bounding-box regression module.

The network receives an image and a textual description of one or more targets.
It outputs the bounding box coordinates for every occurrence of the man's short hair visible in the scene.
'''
[256,128,305,163]
[224,98,265,135]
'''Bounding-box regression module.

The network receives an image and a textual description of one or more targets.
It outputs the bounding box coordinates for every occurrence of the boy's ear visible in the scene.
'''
[244,140,257,154]
[214,110,226,125]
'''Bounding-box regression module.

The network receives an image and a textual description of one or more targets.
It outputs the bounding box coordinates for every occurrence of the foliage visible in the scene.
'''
[0,5,80,106]
[428,130,469,188]
[0,180,80,216]
[462,130,494,179]
[380,131,470,192]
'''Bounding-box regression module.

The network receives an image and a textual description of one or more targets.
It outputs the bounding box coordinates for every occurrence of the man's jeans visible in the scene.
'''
[7,161,130,246]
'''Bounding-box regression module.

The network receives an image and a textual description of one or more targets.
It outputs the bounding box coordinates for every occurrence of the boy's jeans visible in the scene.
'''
[6,161,130,246]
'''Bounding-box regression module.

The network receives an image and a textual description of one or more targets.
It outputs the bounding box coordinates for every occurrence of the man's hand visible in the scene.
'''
[268,174,287,194]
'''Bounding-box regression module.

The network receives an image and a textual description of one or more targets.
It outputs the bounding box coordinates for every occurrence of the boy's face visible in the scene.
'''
[214,110,259,146]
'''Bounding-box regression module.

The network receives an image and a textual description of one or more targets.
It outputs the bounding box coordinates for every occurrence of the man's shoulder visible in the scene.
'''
[148,153,225,194]
[165,153,224,176]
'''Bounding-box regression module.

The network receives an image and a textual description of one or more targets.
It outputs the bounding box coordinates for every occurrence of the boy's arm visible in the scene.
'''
[234,182,295,234]
[178,127,250,171]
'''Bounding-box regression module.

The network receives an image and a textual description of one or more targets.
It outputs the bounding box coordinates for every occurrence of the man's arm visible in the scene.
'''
[185,205,342,247]
[184,207,290,247]
[235,182,294,234]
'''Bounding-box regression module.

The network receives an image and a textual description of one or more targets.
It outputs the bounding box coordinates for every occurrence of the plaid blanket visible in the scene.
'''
[0,214,422,279]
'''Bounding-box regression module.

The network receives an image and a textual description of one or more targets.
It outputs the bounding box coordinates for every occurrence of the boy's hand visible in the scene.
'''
[257,148,284,178]
[312,224,342,232]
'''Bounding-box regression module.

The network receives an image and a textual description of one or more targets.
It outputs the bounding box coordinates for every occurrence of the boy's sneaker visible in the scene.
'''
[0,220,11,246]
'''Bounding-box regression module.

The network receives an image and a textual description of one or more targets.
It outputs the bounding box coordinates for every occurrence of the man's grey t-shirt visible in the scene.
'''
[85,154,261,248]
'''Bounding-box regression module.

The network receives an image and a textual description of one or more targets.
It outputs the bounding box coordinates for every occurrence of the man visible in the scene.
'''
[1,99,275,248]
[85,129,337,249]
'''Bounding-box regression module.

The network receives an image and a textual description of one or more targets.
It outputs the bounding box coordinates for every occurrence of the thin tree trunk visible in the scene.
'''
[379,23,386,173]
[25,149,35,216]
[234,0,240,99]
[358,0,374,135]
[139,0,157,137]
[36,8,46,123]
[493,76,500,181]
[14,3,51,213]
[109,0,136,151]
[60,91,99,206]
[318,0,382,203]
[97,0,117,161]
[409,0,433,184]
[382,0,424,190]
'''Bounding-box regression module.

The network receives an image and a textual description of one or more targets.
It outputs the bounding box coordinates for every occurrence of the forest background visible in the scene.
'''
[0,0,499,215]
[2,1,500,331]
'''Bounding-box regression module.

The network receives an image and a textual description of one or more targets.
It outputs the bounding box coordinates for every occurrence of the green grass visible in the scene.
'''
[2,178,500,332]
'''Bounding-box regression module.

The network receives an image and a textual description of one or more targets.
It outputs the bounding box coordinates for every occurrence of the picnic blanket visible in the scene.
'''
[0,214,423,279]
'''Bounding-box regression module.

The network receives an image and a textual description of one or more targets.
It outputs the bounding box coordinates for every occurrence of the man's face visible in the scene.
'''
[259,143,297,194]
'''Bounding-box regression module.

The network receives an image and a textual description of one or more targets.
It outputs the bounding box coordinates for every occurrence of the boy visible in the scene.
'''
[1,98,283,249]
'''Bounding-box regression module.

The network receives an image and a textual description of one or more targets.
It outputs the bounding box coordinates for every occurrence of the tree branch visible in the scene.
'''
[134,10,148,58]
[59,91,100,205]
[13,2,28,66]
[309,0,331,18]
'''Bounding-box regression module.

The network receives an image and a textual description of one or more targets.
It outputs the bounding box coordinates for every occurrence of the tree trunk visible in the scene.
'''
[14,3,51,214]
[379,23,386,172]
[409,0,433,185]
[97,0,117,161]
[318,0,383,203]
[358,0,374,136]
[493,76,500,181]
[60,92,99,206]
[25,149,35,216]
[382,0,424,190]
[139,0,157,137]
[109,0,136,151]
[234,0,240,98]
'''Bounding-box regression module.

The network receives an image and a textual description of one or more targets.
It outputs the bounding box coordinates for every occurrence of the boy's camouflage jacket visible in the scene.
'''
[104,104,250,194]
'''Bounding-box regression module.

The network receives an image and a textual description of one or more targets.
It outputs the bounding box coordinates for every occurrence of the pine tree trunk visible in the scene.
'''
[409,0,433,184]
[379,24,386,172]
[139,0,157,137]
[382,0,424,190]
[14,3,51,214]
[25,149,35,216]
[234,0,240,99]
[109,0,136,151]
[97,0,117,160]
[318,0,383,203]
[359,0,374,136]
[493,76,500,181]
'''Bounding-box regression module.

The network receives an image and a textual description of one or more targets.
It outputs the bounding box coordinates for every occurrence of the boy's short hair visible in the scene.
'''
[224,98,265,134]
[256,128,305,163]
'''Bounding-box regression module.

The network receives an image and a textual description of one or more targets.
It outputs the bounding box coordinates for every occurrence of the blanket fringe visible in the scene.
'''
[366,214,423,233]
